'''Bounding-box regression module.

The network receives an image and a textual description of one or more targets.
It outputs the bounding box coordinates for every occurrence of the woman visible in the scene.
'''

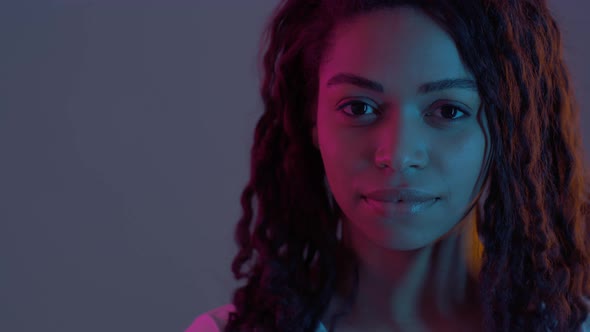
[188,0,590,331]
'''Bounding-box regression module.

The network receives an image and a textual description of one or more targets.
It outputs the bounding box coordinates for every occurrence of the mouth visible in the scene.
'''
[395,198,440,203]
[363,196,441,203]
[362,196,440,216]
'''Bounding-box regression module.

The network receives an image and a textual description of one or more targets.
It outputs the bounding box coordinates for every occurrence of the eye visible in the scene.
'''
[337,100,469,122]
[429,104,469,121]
[337,100,379,118]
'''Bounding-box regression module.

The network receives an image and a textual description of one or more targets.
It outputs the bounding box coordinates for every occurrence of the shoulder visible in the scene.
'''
[582,313,590,332]
[581,296,590,332]
[185,303,236,332]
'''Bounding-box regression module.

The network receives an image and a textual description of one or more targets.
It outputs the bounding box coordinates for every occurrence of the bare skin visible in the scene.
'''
[312,6,488,332]
[319,209,483,332]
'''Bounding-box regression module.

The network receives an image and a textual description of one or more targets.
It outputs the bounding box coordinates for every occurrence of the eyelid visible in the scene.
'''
[428,102,470,117]
[337,99,470,120]
[336,99,380,117]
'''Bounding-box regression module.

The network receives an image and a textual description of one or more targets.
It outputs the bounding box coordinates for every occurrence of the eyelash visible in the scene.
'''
[337,100,470,122]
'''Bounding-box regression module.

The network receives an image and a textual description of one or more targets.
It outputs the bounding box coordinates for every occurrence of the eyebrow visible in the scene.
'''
[326,72,478,94]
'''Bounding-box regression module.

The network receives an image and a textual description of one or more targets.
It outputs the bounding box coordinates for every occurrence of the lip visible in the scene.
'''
[363,188,440,203]
[364,196,439,216]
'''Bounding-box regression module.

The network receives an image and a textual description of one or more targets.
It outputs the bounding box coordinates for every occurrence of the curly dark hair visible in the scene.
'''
[223,0,590,331]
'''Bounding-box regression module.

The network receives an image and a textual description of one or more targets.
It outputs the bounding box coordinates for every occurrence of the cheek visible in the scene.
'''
[322,146,356,191]
[438,130,486,198]
[319,135,364,202]
[440,126,485,164]
[318,121,360,169]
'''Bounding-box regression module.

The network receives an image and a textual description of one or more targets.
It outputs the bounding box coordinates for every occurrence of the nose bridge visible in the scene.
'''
[377,106,428,170]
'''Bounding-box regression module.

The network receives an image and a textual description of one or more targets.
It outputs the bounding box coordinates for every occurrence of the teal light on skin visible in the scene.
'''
[312,6,489,331]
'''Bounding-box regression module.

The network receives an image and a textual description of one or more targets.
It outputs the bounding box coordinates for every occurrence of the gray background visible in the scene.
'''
[1,1,587,331]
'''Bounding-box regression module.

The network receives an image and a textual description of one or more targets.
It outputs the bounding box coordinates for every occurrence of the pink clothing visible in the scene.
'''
[186,301,590,331]
[184,303,328,332]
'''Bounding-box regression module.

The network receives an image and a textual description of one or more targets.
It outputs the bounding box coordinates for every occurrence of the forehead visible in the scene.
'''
[319,7,473,97]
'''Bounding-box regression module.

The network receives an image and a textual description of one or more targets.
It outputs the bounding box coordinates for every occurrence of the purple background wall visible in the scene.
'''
[0,1,587,331]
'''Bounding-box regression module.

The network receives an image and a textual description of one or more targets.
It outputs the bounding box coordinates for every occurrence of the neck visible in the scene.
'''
[329,209,482,330]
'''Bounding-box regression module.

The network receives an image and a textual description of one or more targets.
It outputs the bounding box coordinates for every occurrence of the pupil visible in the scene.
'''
[442,106,457,118]
[351,103,366,115]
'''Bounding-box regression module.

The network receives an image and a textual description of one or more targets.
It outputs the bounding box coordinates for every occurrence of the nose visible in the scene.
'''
[374,111,429,173]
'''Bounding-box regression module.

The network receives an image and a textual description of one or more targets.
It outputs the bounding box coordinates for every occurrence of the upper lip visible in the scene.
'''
[364,188,440,203]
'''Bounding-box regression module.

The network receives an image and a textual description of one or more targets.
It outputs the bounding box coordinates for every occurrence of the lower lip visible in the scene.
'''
[364,197,439,216]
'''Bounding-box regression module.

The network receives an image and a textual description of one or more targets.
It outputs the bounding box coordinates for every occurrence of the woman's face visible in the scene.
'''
[313,7,489,250]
